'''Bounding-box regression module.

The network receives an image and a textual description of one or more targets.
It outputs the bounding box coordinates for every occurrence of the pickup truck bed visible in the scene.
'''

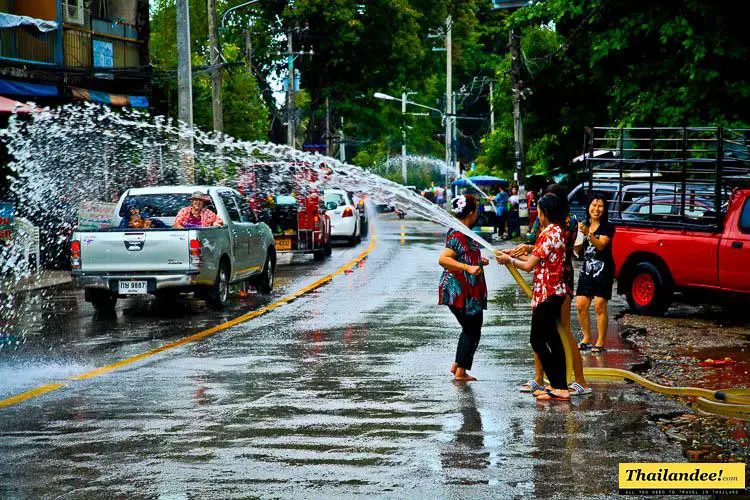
[72,186,276,311]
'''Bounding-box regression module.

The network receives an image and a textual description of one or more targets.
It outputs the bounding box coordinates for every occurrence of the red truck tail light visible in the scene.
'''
[189,239,203,266]
[342,207,354,217]
[71,240,81,269]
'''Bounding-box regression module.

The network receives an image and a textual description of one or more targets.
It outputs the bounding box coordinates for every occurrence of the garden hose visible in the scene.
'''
[499,256,750,420]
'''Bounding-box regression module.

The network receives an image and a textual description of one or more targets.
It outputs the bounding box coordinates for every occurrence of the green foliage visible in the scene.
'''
[150,0,269,141]
[476,0,750,179]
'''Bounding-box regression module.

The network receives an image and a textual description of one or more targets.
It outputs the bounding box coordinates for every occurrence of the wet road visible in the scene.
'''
[0,216,684,498]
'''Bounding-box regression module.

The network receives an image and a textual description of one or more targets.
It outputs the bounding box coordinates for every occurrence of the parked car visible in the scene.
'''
[324,189,361,246]
[621,194,715,222]
[71,186,276,311]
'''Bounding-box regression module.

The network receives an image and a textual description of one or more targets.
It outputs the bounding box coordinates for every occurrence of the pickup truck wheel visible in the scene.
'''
[626,262,671,316]
[256,255,275,294]
[206,264,230,309]
[87,289,117,312]
[313,248,326,262]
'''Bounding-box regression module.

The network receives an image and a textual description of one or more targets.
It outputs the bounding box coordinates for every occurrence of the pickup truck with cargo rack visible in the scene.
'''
[582,127,750,315]
[71,186,276,311]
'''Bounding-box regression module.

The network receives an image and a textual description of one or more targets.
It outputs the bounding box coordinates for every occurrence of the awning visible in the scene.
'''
[0,96,38,114]
[72,87,149,108]
[0,79,58,97]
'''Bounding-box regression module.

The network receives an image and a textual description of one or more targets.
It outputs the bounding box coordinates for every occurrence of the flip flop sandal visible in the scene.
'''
[577,342,591,351]
[569,382,593,396]
[591,346,607,354]
[536,389,571,401]
[533,386,553,397]
[520,379,543,393]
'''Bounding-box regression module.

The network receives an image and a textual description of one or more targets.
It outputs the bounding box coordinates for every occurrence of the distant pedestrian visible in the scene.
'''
[510,184,590,396]
[575,193,616,354]
[435,186,445,207]
[507,186,520,238]
[496,193,571,401]
[438,194,490,382]
[493,185,509,240]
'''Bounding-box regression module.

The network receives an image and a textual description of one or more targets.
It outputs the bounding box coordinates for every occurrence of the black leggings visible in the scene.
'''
[531,295,567,390]
[450,307,483,371]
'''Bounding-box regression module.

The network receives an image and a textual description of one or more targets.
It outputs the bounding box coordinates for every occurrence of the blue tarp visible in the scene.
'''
[0,13,58,32]
[0,78,58,97]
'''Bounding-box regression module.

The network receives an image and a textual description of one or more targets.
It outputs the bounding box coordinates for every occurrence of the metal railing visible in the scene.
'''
[583,127,750,231]
[0,24,57,65]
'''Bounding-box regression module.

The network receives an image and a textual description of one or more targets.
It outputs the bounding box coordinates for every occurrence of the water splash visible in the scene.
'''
[0,104,499,331]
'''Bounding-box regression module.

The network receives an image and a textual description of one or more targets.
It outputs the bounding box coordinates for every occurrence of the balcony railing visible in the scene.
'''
[0,24,58,65]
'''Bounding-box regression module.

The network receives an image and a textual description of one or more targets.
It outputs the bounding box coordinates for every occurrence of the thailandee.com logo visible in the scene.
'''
[619,463,745,495]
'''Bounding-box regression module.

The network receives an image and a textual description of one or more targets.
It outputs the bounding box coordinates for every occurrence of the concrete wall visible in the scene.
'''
[90,0,136,24]
[15,0,57,21]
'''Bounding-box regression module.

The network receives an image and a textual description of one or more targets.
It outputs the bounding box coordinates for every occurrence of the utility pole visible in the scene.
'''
[276,30,314,149]
[339,117,346,162]
[245,31,252,73]
[208,0,222,135]
[402,92,408,184]
[452,91,458,177]
[509,28,525,192]
[325,97,331,157]
[286,31,295,148]
[176,0,194,183]
[489,80,495,134]
[444,15,452,196]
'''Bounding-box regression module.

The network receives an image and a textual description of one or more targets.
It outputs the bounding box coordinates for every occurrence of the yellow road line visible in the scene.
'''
[0,234,377,408]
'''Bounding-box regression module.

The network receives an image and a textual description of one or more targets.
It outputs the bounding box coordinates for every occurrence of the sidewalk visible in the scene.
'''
[0,270,72,293]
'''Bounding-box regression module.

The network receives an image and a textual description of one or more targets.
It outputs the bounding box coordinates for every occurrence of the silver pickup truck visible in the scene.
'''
[71,185,276,311]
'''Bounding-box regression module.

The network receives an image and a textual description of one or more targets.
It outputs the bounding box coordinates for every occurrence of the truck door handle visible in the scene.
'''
[732,241,743,249]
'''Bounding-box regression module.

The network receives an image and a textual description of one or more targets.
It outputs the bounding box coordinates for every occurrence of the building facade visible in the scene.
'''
[0,0,150,107]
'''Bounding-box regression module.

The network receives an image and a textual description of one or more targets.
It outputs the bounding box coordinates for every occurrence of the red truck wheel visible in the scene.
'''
[626,262,672,316]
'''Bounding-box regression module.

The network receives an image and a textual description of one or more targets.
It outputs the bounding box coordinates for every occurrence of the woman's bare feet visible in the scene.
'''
[450,362,458,374]
[454,367,477,381]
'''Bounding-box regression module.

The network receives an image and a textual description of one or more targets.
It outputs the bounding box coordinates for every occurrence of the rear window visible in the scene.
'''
[324,193,346,207]
[741,200,750,233]
[118,194,216,218]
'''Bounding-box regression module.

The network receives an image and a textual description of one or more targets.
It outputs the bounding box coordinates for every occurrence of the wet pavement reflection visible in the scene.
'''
[0,215,685,497]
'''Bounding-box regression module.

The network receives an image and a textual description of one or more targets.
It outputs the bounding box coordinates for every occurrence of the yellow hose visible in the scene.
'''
[498,255,750,420]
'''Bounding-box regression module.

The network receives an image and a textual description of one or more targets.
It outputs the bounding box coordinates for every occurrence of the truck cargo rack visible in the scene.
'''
[584,127,750,232]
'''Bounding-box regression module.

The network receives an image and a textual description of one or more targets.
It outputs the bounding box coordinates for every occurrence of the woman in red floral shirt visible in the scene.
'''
[496,193,571,400]
[438,195,490,382]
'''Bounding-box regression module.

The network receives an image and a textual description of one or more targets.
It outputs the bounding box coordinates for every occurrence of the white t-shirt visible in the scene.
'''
[509,195,520,207]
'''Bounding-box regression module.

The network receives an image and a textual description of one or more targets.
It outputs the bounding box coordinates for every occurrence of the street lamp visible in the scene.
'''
[374,91,445,186]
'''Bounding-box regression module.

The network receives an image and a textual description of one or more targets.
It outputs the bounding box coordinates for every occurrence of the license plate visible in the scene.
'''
[276,238,292,251]
[118,280,148,295]
[485,205,493,211]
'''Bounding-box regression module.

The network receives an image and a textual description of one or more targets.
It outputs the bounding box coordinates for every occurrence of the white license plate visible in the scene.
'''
[485,205,493,211]
[118,280,148,295]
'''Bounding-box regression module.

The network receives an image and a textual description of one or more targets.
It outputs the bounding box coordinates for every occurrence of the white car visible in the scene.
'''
[323,189,361,246]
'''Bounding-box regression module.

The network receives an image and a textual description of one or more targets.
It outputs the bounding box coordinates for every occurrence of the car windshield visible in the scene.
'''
[118,194,216,218]
[324,193,346,207]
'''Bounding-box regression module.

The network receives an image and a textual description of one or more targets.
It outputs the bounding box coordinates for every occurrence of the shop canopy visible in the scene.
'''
[72,87,149,108]
[0,96,38,114]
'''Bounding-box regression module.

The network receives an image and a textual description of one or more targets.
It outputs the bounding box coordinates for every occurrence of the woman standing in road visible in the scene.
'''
[496,193,571,401]
[575,193,616,354]
[507,186,520,239]
[438,195,490,382]
[510,184,591,395]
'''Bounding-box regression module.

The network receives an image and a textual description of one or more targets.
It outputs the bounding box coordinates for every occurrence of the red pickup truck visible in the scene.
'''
[583,126,750,315]
[614,188,750,315]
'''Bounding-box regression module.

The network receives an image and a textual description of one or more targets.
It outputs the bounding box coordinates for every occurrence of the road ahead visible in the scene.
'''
[0,215,684,497]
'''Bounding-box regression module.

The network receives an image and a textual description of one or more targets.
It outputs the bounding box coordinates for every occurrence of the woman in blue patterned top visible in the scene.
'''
[438,194,490,382]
